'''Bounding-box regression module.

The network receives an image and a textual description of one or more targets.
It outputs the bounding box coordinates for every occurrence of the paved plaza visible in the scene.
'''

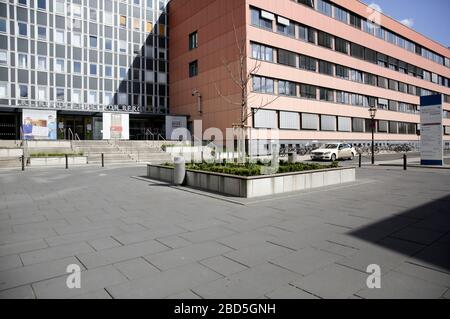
[0,164,449,299]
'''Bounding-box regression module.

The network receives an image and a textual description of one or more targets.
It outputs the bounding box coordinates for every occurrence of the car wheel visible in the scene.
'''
[331,154,337,162]
[349,153,355,161]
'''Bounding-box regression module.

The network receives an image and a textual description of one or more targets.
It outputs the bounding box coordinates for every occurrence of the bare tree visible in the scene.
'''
[215,16,279,163]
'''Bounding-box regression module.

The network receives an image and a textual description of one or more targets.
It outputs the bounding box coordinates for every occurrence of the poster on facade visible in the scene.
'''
[102,113,129,140]
[165,116,188,140]
[420,95,443,166]
[22,109,57,140]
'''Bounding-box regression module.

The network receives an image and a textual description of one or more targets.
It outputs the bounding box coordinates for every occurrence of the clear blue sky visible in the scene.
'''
[362,0,450,47]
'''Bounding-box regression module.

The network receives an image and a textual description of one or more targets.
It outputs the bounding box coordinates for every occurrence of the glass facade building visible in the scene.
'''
[0,0,169,140]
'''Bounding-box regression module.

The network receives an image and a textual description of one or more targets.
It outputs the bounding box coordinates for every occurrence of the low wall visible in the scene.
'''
[29,156,88,167]
[0,148,23,157]
[147,165,356,198]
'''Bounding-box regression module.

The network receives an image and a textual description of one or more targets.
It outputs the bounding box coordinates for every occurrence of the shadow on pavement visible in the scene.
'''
[348,195,450,272]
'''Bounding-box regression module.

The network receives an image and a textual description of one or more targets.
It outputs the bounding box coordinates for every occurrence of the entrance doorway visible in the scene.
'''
[0,113,19,140]
[58,116,90,140]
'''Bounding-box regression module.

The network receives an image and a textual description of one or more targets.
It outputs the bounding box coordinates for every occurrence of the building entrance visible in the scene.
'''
[57,116,93,140]
[0,113,19,140]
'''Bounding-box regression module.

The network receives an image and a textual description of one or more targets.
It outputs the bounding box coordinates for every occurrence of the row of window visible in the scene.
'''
[251,42,441,100]
[250,7,450,89]
[293,0,448,67]
[14,0,167,12]
[253,108,419,135]
[252,75,425,115]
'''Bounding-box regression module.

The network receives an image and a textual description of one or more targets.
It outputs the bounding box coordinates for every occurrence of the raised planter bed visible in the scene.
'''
[147,164,356,198]
[29,156,88,167]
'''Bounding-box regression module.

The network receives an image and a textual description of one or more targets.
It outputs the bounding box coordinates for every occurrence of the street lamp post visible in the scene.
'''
[369,106,377,165]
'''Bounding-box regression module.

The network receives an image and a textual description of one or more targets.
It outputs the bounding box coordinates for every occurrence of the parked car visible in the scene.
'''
[310,143,356,161]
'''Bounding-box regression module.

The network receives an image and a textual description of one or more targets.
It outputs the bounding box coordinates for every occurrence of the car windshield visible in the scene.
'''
[324,144,339,149]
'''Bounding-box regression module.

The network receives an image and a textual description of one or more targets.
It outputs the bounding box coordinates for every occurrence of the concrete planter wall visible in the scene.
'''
[147,164,356,198]
[0,149,23,157]
[29,156,88,167]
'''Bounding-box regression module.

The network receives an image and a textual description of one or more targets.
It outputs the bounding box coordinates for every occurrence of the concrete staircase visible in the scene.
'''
[72,140,172,165]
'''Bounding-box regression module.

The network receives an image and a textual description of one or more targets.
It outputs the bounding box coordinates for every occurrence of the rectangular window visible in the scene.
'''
[18,54,28,68]
[0,19,6,33]
[378,98,388,110]
[55,30,65,44]
[37,56,47,71]
[338,117,351,132]
[120,15,127,28]
[336,65,349,80]
[0,50,7,65]
[73,61,82,74]
[146,22,153,33]
[56,88,65,101]
[317,0,332,17]
[318,31,333,49]
[55,0,65,14]
[18,23,28,37]
[352,118,364,132]
[119,41,127,53]
[254,110,277,129]
[350,43,364,59]
[55,59,65,73]
[350,13,361,29]
[88,91,97,104]
[37,26,47,40]
[319,88,334,102]
[251,43,273,62]
[89,36,98,48]
[37,0,46,10]
[334,37,348,54]
[277,17,295,37]
[37,86,47,101]
[0,82,8,98]
[299,55,317,71]
[105,39,112,51]
[378,76,388,89]
[300,84,317,99]
[189,60,198,77]
[297,0,315,8]
[279,112,300,130]
[252,76,274,94]
[321,115,337,131]
[133,19,140,30]
[301,113,319,130]
[19,84,28,98]
[104,93,113,105]
[72,4,82,18]
[319,60,333,76]
[90,64,97,76]
[251,8,273,30]
[278,49,296,67]
[105,66,113,77]
[72,90,82,104]
[189,31,198,50]
[278,80,296,96]
[334,6,348,23]
[389,122,398,134]
[72,33,82,47]
[364,48,377,64]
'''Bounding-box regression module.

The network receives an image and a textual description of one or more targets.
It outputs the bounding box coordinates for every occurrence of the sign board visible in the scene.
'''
[165,116,188,140]
[102,113,129,140]
[420,95,443,166]
[22,109,57,140]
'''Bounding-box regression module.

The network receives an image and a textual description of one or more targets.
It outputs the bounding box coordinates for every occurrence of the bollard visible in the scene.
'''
[173,156,185,185]
[102,153,104,168]
[65,154,68,169]
[359,153,362,168]
[22,155,25,171]
[403,153,407,170]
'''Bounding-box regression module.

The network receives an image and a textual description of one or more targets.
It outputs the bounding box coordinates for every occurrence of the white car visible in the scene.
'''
[311,143,357,161]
